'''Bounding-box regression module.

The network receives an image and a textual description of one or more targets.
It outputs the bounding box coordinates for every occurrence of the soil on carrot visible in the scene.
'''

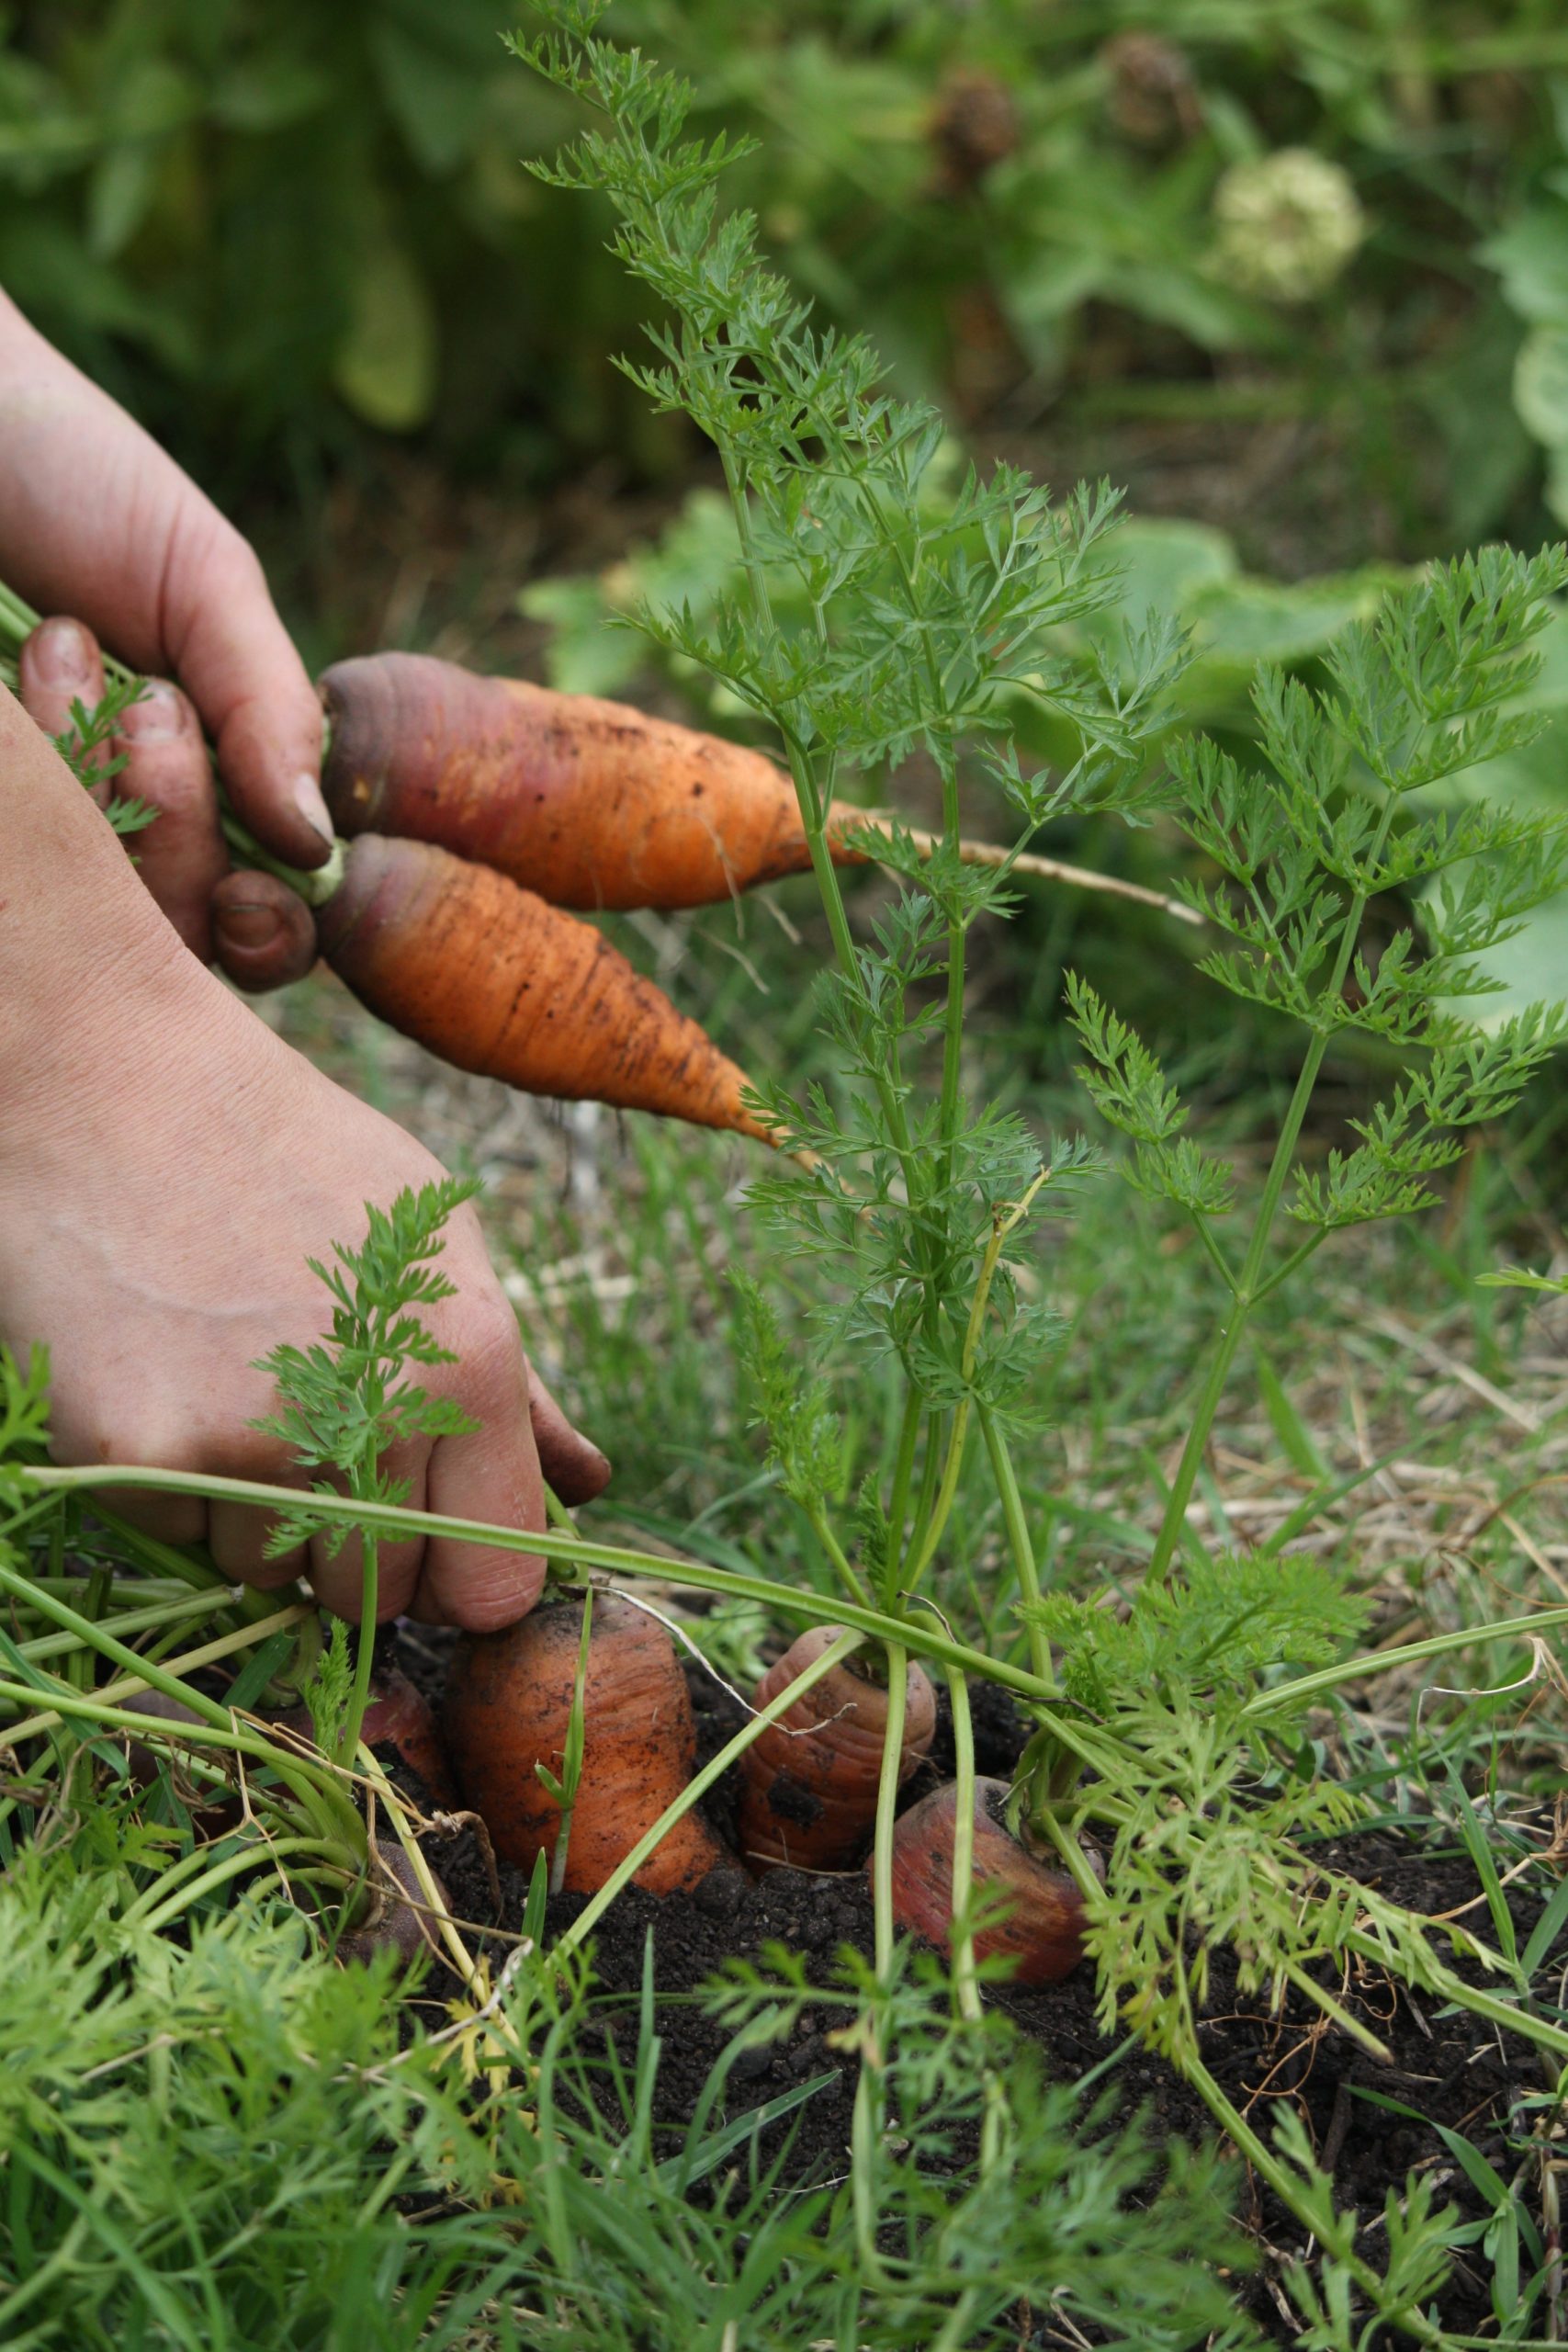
[405,1629,1557,2347]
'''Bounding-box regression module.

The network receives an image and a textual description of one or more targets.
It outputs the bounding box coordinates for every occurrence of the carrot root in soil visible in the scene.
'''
[321,651,1195,923]
[886,1777,1095,1985]
[735,1624,937,1872]
[316,832,775,1144]
[442,1592,733,1895]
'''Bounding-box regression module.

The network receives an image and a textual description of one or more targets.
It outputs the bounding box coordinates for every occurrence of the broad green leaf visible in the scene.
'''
[1189,562,1404,671]
[369,20,492,175]
[1093,516,1238,649]
[332,232,436,432]
[1513,322,1568,448]
[1483,202,1568,323]
[520,578,646,697]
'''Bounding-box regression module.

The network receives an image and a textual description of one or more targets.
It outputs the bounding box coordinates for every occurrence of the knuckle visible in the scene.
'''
[96,1419,204,1476]
[454,1297,526,1406]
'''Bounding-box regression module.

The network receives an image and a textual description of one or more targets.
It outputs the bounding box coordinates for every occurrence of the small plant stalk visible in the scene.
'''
[1147,791,1399,1585]
[871,1640,910,1980]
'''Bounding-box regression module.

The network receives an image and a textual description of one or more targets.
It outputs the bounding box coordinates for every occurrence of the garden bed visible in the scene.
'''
[398,1627,1558,2348]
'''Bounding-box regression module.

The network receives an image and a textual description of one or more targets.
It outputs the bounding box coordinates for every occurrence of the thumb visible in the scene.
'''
[526,1362,612,1506]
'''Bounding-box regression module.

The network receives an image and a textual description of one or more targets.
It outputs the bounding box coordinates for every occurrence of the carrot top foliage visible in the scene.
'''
[515,6,1183,1675]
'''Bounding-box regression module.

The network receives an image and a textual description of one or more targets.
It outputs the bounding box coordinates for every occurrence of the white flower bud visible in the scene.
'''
[1211,149,1365,303]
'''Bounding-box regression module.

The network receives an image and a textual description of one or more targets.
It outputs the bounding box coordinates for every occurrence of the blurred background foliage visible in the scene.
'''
[5,0,1568,551]
[12,0,1568,1018]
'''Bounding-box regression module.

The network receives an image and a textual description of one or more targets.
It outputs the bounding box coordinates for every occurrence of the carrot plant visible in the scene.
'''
[492,7,1568,2335]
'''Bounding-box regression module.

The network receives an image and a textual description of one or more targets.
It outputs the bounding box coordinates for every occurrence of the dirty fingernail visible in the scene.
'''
[215,899,280,950]
[120,679,186,740]
[292,771,335,846]
[31,617,94,688]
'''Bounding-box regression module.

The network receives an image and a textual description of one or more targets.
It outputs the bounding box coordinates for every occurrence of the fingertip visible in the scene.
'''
[212,870,319,991]
[213,705,333,874]
[525,1363,612,1506]
[20,617,110,799]
[551,1445,612,1509]
[116,678,225,957]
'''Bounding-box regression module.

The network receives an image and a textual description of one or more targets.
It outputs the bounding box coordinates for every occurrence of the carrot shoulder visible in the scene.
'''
[735,1626,937,1872]
[316,832,774,1143]
[443,1594,731,1896]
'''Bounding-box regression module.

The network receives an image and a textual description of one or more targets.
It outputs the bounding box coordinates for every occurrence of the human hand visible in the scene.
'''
[17,612,319,982]
[0,685,608,1627]
[0,291,333,899]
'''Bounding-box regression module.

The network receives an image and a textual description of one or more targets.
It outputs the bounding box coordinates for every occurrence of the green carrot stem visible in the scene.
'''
[946,1666,982,2025]
[2,1600,310,1744]
[871,1639,909,1978]
[130,1837,355,1937]
[23,1461,1076,1713]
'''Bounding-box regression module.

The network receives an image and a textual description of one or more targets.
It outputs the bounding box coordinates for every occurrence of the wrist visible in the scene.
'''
[0,684,240,1161]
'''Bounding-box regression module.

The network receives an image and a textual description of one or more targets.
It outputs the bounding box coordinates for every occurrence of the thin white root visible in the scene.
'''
[866,817,1202,928]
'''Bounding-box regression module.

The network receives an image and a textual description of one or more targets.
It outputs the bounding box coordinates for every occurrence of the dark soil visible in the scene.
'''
[401,1623,1562,2347]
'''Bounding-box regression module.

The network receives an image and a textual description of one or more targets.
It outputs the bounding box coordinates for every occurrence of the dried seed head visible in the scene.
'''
[931,70,1020,194]
[1101,33,1198,148]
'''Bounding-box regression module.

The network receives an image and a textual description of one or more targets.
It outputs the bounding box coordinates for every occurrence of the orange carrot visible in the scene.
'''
[321,652,833,911]
[442,1593,733,1896]
[735,1625,937,1872]
[315,833,774,1143]
[320,652,1197,924]
[886,1777,1097,1985]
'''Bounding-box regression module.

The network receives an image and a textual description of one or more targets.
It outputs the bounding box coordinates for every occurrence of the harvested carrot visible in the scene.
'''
[315,833,774,1143]
[886,1777,1096,1985]
[442,1593,733,1895]
[321,653,829,911]
[320,652,1196,924]
[735,1625,936,1872]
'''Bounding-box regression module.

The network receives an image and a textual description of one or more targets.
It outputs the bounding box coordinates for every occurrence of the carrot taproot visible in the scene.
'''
[321,653,826,911]
[441,1593,733,1896]
[337,1844,448,1968]
[320,651,1197,924]
[735,1625,937,1872]
[886,1777,1098,1985]
[315,832,775,1144]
